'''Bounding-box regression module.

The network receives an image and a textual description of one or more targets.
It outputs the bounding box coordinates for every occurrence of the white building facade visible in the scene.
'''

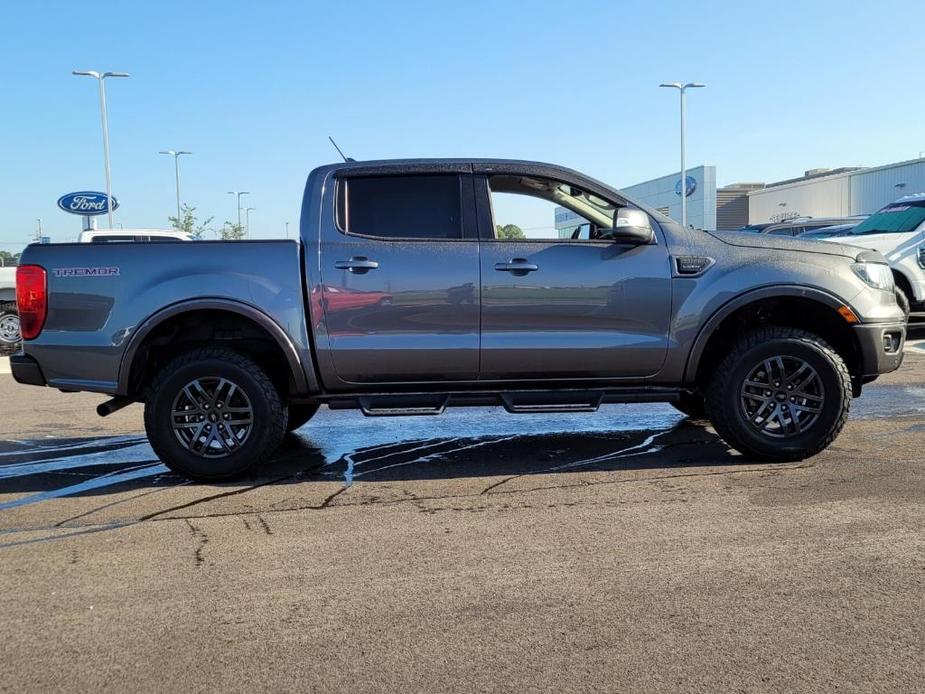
[748,158,925,223]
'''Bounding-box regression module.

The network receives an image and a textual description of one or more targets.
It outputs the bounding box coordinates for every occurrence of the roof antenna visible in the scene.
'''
[328,136,355,162]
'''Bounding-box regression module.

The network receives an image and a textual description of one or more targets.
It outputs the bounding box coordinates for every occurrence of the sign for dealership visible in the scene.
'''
[674,176,697,198]
[57,191,120,216]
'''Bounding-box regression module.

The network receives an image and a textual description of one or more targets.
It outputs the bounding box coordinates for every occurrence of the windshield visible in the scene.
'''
[850,200,925,235]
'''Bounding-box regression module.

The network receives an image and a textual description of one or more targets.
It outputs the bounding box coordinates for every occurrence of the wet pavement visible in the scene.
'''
[0,341,924,692]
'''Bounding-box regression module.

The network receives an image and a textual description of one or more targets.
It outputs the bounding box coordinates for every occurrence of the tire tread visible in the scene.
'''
[144,347,286,479]
[706,326,851,461]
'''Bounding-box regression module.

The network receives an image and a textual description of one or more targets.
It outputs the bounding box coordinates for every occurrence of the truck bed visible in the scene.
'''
[17,240,310,394]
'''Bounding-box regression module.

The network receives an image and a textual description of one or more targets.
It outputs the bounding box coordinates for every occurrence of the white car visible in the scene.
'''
[78,228,193,243]
[824,193,925,319]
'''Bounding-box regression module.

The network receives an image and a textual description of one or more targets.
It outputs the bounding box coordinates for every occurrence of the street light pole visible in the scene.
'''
[159,150,192,222]
[227,191,249,229]
[243,207,255,238]
[659,82,705,229]
[73,70,129,229]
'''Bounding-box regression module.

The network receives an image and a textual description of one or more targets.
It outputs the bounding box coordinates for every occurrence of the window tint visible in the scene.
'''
[768,227,796,236]
[339,175,461,239]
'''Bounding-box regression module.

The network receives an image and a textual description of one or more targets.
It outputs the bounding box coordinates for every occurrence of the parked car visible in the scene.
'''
[12,158,905,480]
[734,222,776,233]
[799,223,857,240]
[824,194,925,320]
[78,229,193,243]
[745,217,866,237]
[0,265,18,347]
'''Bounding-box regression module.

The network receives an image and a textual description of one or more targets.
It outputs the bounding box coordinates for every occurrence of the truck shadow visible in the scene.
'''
[0,415,752,511]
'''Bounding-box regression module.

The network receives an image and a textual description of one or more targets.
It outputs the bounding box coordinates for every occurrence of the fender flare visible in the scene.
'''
[117,298,310,396]
[683,285,852,384]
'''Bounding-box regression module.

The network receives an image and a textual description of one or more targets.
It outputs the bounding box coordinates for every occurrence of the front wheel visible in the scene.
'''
[144,348,287,480]
[706,327,851,461]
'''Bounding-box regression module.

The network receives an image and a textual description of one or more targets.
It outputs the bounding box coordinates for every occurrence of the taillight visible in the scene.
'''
[16,265,47,340]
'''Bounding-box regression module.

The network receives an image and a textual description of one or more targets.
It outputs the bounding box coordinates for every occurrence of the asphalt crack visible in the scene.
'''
[185,518,208,567]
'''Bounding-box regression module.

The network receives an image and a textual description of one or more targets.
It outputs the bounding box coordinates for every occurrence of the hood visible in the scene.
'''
[709,231,864,260]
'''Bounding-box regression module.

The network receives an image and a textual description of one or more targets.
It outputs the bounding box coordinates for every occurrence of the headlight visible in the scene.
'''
[851,262,894,290]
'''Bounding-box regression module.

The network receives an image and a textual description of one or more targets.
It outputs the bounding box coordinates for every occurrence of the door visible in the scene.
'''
[317,173,480,385]
[475,173,672,381]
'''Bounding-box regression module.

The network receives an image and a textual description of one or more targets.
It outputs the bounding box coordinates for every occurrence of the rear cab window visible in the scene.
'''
[336,175,462,240]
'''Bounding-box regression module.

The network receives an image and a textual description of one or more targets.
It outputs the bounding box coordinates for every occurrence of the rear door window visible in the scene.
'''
[337,175,462,240]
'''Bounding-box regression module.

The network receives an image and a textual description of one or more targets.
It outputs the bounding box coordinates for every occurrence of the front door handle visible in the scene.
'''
[494,259,539,274]
[335,257,380,273]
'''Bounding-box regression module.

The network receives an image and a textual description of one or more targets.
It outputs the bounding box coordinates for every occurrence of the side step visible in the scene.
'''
[500,392,603,413]
[356,394,447,417]
[323,388,679,417]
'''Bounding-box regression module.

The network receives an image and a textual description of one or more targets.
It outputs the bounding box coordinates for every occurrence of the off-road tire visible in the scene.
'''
[672,391,707,419]
[287,403,320,432]
[706,326,851,461]
[144,348,287,480]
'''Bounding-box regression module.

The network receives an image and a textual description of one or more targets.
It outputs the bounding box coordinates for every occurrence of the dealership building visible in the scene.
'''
[746,157,925,223]
[555,156,925,235]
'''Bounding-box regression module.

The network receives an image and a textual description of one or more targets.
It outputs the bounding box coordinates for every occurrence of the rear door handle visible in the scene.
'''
[335,257,380,273]
[494,259,539,274]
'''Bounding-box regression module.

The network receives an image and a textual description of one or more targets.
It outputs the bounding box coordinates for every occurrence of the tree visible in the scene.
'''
[168,203,214,240]
[495,223,525,240]
[219,221,245,240]
[0,251,20,267]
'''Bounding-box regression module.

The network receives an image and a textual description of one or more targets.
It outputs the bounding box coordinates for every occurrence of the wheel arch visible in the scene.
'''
[684,286,862,386]
[118,298,310,397]
[892,268,914,301]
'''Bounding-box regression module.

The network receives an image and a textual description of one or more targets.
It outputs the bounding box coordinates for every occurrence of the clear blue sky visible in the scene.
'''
[3,0,924,247]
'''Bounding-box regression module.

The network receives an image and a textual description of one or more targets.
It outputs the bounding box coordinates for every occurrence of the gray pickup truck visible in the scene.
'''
[12,159,906,479]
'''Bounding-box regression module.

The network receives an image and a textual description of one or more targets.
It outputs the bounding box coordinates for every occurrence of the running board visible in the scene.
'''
[500,392,603,413]
[323,388,680,417]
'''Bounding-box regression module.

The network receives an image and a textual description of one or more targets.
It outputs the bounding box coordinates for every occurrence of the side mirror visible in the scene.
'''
[605,208,655,244]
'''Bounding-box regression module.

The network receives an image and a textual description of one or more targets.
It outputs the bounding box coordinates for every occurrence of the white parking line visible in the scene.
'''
[0,357,10,375]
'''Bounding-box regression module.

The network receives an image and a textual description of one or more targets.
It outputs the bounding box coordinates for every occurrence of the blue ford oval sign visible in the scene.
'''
[57,191,119,216]
[675,176,697,198]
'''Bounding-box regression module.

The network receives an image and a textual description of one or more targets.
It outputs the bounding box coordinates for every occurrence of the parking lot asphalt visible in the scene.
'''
[1,338,924,692]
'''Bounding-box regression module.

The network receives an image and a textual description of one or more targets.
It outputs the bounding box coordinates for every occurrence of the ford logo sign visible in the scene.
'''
[674,176,697,198]
[57,191,119,216]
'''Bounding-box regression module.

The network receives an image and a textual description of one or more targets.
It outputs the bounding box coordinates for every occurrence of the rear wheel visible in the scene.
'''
[144,348,287,480]
[287,403,320,432]
[706,326,851,461]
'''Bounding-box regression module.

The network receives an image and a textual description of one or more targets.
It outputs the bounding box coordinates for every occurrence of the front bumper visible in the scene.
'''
[10,352,47,387]
[853,322,905,377]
